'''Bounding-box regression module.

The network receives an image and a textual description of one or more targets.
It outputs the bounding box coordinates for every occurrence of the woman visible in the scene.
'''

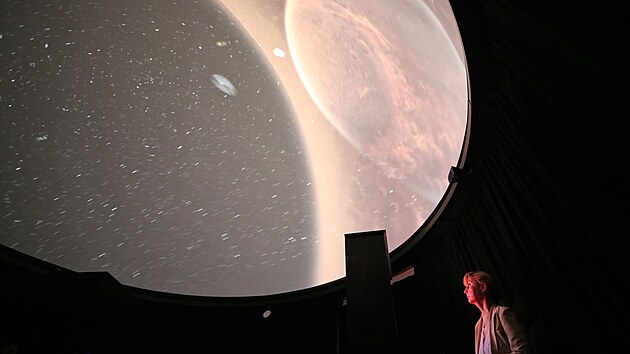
[463,271,530,354]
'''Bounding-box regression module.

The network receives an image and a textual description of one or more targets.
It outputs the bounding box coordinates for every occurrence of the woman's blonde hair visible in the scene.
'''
[463,271,493,287]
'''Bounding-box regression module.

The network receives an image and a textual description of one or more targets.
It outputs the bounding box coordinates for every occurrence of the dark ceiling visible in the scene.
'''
[1,0,628,353]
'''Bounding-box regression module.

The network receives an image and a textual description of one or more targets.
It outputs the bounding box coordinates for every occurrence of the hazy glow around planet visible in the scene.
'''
[0,0,467,296]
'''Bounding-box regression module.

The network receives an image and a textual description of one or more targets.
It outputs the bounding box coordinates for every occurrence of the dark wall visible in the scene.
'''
[0,254,345,354]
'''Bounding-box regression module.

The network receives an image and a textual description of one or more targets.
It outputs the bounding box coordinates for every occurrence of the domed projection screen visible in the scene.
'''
[0,0,468,296]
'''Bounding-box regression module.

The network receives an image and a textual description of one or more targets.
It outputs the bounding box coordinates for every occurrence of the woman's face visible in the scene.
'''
[463,279,485,305]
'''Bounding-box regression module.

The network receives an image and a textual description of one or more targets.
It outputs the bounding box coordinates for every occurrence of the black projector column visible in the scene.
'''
[344,230,397,353]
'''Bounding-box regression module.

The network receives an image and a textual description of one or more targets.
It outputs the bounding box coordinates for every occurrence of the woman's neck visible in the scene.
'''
[477,298,495,318]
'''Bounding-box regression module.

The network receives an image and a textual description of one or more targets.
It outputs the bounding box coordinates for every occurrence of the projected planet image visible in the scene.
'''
[0,0,468,296]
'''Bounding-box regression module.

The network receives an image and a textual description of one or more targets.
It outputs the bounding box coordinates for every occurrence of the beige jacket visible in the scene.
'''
[475,305,530,354]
